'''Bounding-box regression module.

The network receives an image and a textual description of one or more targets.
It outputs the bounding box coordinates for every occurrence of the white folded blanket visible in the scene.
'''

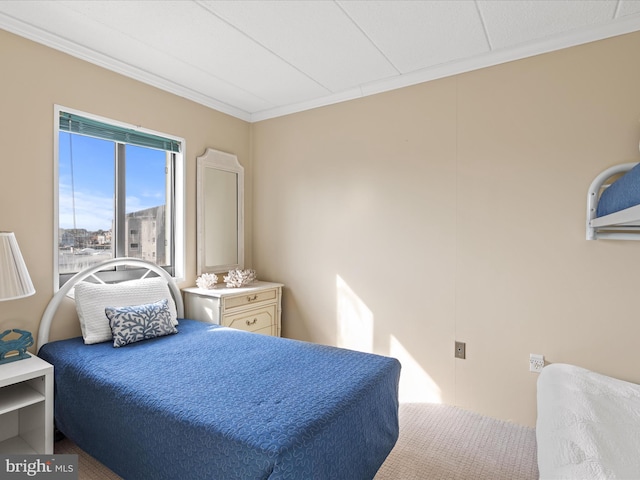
[537,363,640,479]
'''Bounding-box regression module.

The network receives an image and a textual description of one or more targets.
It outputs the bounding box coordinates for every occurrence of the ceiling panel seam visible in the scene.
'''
[474,0,494,51]
[194,0,331,94]
[614,0,622,18]
[334,0,401,75]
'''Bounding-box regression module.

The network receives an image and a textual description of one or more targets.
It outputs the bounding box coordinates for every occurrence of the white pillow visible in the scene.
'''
[74,277,178,344]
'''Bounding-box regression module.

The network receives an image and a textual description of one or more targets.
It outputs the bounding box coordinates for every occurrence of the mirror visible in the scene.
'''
[196,148,244,275]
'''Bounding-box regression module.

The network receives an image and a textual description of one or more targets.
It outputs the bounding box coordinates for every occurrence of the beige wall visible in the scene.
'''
[252,31,640,426]
[0,31,250,341]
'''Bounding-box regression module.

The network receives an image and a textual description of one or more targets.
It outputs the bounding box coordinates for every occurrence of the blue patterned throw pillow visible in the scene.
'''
[105,299,177,348]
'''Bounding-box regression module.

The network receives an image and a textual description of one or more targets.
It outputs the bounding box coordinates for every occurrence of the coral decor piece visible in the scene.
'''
[196,273,218,289]
[224,269,257,288]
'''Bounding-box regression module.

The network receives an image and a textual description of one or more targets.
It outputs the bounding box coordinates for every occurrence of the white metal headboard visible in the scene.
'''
[37,258,184,352]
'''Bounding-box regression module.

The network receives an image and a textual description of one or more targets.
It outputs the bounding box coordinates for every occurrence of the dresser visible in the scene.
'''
[183,281,283,337]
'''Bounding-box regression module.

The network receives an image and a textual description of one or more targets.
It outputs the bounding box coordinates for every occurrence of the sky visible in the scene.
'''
[58,132,167,232]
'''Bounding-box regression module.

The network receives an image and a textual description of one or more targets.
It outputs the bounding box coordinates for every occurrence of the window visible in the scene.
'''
[55,107,185,288]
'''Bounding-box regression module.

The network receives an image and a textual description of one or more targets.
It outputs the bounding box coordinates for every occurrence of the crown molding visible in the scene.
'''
[250,14,640,122]
[3,10,640,124]
[0,12,252,122]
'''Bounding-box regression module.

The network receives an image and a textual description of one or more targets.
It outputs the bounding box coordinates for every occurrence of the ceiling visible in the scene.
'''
[2,1,640,123]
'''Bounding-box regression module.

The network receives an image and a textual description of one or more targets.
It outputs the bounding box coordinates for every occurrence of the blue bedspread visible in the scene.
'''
[597,162,640,217]
[39,320,400,479]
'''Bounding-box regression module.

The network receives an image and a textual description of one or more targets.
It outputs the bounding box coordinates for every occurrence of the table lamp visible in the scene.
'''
[0,232,35,363]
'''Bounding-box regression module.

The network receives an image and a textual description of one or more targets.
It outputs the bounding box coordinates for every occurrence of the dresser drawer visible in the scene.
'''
[222,288,278,311]
[222,304,277,335]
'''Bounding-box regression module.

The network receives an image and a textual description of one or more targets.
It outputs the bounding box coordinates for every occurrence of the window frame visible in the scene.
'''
[53,105,185,291]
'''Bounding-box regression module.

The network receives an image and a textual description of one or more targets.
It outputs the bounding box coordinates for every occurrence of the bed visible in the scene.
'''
[37,258,401,480]
[536,363,640,479]
[587,161,640,240]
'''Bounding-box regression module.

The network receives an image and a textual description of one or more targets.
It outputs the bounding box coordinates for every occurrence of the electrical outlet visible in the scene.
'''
[529,354,544,373]
[455,341,466,359]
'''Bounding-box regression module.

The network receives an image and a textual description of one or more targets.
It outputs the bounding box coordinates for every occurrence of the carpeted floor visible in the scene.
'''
[55,403,538,480]
[374,403,538,480]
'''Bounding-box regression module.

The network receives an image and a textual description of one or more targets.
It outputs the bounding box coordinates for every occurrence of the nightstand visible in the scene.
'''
[0,354,53,454]
[183,281,283,337]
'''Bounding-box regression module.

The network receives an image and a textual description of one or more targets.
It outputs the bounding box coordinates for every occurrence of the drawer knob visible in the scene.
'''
[247,294,258,302]
[246,318,258,326]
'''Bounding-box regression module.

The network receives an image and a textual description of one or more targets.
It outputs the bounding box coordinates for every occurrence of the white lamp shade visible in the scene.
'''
[0,232,35,301]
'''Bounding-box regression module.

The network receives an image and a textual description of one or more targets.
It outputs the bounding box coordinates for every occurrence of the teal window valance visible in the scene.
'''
[59,112,181,153]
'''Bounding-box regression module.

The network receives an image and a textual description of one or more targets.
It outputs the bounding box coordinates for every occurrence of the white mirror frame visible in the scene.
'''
[196,148,244,275]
